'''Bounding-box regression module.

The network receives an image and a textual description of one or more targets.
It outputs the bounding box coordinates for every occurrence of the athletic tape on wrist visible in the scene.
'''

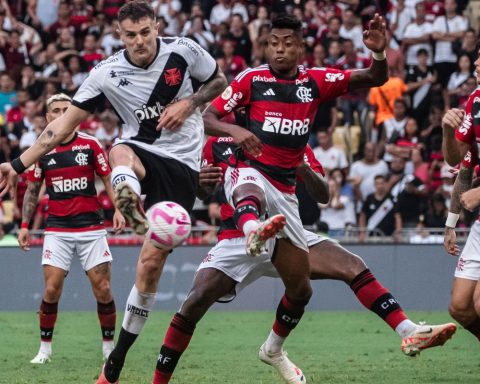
[372,50,386,61]
[445,212,459,228]
[11,157,27,174]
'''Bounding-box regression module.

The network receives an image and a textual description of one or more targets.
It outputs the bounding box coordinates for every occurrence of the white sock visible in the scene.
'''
[121,285,156,335]
[242,220,260,237]
[111,165,141,196]
[395,319,418,338]
[39,341,52,355]
[102,340,115,359]
[264,330,286,354]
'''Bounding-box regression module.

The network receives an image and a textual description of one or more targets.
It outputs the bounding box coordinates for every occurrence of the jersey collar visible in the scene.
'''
[268,65,300,81]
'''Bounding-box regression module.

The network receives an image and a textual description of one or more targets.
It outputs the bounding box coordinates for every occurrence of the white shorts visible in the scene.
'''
[224,166,308,252]
[455,221,480,280]
[42,230,112,272]
[196,230,328,302]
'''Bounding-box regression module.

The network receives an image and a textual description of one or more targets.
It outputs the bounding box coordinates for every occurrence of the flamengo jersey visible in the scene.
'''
[202,136,324,240]
[72,37,218,172]
[28,132,111,231]
[455,87,480,157]
[211,64,350,193]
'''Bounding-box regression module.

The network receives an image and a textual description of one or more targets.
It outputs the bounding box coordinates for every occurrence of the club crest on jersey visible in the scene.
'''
[75,152,89,166]
[134,102,166,123]
[164,68,182,86]
[296,87,313,103]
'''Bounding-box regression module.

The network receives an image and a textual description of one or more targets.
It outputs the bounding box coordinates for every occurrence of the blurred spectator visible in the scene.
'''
[152,0,182,36]
[49,0,77,43]
[6,88,30,124]
[248,5,269,43]
[228,13,252,64]
[339,8,364,53]
[185,15,214,51]
[436,163,455,209]
[324,40,341,67]
[34,43,60,83]
[402,2,433,68]
[431,0,467,88]
[34,0,59,29]
[0,30,31,79]
[385,117,420,162]
[314,130,349,175]
[0,72,17,117]
[330,167,353,198]
[20,64,43,100]
[70,0,94,28]
[67,55,88,87]
[377,99,408,162]
[182,2,212,36]
[96,0,124,21]
[349,142,389,204]
[217,39,246,82]
[446,54,472,109]
[405,48,436,128]
[418,104,443,156]
[319,16,344,51]
[411,147,430,185]
[96,109,119,150]
[251,23,269,65]
[100,17,124,56]
[59,70,79,97]
[209,0,248,30]
[390,0,415,47]
[459,29,477,73]
[420,192,448,228]
[457,76,477,109]
[359,174,401,241]
[309,91,338,146]
[157,15,170,37]
[80,33,104,70]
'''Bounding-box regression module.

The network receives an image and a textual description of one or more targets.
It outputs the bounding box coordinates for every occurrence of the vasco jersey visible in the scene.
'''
[202,136,324,240]
[73,37,218,172]
[455,87,480,158]
[211,64,350,193]
[28,132,111,231]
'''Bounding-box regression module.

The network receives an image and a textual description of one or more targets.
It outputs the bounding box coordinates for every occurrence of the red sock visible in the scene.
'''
[233,198,260,233]
[40,300,58,341]
[350,269,408,330]
[153,313,196,384]
[97,300,116,341]
[272,294,306,337]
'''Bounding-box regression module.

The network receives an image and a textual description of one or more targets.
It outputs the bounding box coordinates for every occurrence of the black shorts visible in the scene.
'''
[124,143,199,212]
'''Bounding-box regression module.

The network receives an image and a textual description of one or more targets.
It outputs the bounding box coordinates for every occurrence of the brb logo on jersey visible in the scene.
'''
[262,112,310,136]
[52,177,88,193]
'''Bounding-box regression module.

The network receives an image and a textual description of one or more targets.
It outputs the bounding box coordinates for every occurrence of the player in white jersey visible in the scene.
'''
[0,2,227,383]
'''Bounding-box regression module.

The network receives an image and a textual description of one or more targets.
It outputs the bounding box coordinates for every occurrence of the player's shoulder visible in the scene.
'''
[468,87,480,103]
[76,131,103,149]
[234,64,270,83]
[92,50,124,72]
[164,36,206,58]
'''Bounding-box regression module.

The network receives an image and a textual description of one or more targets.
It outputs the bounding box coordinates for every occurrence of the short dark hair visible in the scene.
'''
[374,174,387,182]
[416,48,428,56]
[118,1,155,23]
[270,14,302,37]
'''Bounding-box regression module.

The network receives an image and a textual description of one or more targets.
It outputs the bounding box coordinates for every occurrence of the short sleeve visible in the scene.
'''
[92,140,110,176]
[176,38,218,84]
[455,95,474,144]
[27,163,43,182]
[304,144,325,176]
[202,137,215,166]
[72,64,106,113]
[309,68,351,102]
[210,72,251,118]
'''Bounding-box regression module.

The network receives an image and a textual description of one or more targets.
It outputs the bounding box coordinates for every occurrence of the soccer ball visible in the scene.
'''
[145,201,192,250]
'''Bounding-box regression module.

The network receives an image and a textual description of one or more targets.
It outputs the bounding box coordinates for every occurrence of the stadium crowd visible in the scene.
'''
[0,0,477,242]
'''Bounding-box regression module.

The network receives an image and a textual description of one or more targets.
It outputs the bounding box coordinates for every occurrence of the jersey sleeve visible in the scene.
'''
[202,137,215,166]
[455,95,474,144]
[310,67,351,102]
[92,141,111,176]
[462,146,478,168]
[72,63,106,113]
[176,38,218,84]
[210,73,251,118]
[27,163,43,182]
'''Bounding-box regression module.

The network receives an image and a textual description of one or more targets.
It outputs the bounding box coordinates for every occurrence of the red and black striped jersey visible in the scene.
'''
[455,88,480,158]
[211,64,349,193]
[27,132,111,232]
[202,136,324,240]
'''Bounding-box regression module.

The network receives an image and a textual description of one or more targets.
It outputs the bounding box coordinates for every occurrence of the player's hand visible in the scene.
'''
[157,98,195,131]
[199,164,223,187]
[460,188,480,211]
[444,227,460,256]
[112,209,126,234]
[18,228,31,251]
[362,13,387,53]
[442,108,464,131]
[230,126,262,157]
[0,162,18,198]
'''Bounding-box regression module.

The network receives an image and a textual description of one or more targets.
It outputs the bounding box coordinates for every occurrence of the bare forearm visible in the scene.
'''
[191,70,227,110]
[450,166,473,213]
[297,166,329,204]
[203,108,242,137]
[22,181,41,224]
[348,58,388,91]
[442,128,467,166]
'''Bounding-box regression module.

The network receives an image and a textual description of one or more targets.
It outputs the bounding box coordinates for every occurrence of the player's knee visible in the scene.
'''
[44,285,62,302]
[93,279,112,302]
[182,287,215,314]
[343,255,368,283]
[287,282,312,304]
[233,185,266,214]
[449,300,475,324]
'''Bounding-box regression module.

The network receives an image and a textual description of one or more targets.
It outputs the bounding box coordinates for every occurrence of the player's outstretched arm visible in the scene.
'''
[18,180,42,251]
[197,164,222,200]
[100,174,126,234]
[348,13,388,91]
[442,108,469,166]
[297,162,329,204]
[444,166,473,256]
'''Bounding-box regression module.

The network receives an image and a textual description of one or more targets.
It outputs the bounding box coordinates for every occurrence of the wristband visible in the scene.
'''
[372,50,386,61]
[445,212,459,228]
[20,222,29,229]
[11,157,27,174]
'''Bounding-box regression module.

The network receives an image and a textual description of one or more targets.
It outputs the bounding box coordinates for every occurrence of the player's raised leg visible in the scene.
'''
[153,268,236,383]
[30,265,65,364]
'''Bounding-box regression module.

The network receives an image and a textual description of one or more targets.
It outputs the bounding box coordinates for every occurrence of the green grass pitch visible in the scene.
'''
[0,311,478,383]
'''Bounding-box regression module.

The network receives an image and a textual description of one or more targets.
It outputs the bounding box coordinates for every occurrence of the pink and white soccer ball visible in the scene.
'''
[145,201,191,250]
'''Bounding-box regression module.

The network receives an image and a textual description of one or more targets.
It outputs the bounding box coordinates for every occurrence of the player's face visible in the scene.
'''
[46,100,71,123]
[118,16,158,67]
[266,28,303,76]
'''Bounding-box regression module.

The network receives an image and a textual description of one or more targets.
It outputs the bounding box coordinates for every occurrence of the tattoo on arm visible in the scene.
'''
[348,59,388,91]
[450,167,473,214]
[38,129,57,151]
[191,70,228,109]
[22,181,42,224]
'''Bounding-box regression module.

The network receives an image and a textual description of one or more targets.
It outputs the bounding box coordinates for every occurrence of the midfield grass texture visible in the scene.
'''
[0,311,477,383]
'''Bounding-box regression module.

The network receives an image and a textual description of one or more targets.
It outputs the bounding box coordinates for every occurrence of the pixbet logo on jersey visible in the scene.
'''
[262,113,310,136]
[52,177,88,193]
[134,102,167,123]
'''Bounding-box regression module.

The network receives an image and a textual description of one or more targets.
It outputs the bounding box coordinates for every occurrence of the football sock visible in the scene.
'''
[265,294,306,354]
[39,300,58,343]
[97,300,116,342]
[465,317,480,341]
[111,165,141,196]
[350,269,411,334]
[233,198,260,237]
[153,313,196,384]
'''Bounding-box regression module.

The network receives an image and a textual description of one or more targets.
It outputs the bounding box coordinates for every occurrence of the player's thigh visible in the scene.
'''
[224,167,266,207]
[109,143,146,180]
[76,230,112,272]
[308,239,366,282]
[450,277,477,313]
[86,262,112,291]
[42,232,75,272]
